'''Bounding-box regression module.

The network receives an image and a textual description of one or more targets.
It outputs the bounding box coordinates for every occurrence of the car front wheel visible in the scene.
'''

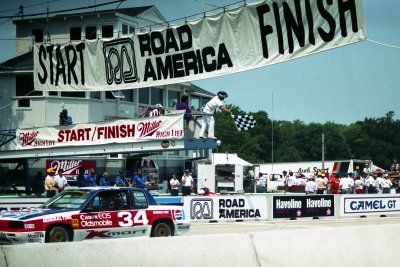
[150,221,173,237]
[45,225,71,243]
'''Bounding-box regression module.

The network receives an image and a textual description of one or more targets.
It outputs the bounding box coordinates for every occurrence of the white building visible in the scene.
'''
[0,5,216,190]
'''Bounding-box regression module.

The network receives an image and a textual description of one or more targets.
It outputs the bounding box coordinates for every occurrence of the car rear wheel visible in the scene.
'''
[46,225,70,243]
[151,221,173,237]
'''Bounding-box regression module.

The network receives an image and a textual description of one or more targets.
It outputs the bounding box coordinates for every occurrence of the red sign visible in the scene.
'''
[46,160,96,177]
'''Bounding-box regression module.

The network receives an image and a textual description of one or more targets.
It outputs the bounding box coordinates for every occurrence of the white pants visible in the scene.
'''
[200,107,215,138]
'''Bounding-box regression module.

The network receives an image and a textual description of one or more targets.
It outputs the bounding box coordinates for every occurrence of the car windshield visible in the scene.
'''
[40,190,92,209]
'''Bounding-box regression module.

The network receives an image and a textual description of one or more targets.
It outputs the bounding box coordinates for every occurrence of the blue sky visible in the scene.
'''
[0,0,399,125]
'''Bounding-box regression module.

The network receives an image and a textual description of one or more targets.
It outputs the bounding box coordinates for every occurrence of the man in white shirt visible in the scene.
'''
[199,91,231,139]
[258,174,267,193]
[305,175,318,194]
[54,168,69,192]
[381,174,393,194]
[365,173,377,194]
[181,169,194,196]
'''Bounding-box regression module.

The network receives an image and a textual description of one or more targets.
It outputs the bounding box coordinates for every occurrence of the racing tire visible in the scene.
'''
[150,220,174,237]
[45,225,71,243]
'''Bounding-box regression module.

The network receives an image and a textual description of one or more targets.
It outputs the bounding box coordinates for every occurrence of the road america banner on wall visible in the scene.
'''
[16,114,184,150]
[33,0,366,91]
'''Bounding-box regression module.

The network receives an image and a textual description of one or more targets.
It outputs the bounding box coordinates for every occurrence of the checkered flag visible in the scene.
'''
[231,114,256,131]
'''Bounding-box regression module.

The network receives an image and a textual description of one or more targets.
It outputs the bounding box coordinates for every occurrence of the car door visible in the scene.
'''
[72,189,148,240]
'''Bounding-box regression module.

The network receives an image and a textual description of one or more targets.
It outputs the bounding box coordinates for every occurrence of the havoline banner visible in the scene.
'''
[273,195,335,218]
[33,0,366,91]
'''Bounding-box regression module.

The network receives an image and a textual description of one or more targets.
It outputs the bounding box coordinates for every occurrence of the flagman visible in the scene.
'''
[199,91,231,139]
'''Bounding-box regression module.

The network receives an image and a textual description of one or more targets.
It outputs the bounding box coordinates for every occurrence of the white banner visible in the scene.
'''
[341,195,400,216]
[33,0,366,91]
[16,114,184,150]
[184,195,268,222]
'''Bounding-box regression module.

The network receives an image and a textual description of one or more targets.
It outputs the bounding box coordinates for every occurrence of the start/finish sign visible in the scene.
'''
[33,0,366,91]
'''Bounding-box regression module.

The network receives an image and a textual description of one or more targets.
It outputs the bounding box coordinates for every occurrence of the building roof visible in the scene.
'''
[0,51,33,72]
[13,6,157,24]
[212,153,252,166]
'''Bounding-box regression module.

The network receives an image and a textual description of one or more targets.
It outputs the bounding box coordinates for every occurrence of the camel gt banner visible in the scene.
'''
[33,0,366,91]
[16,114,184,150]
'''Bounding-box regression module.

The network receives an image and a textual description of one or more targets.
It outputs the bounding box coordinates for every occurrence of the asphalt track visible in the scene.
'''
[187,215,400,235]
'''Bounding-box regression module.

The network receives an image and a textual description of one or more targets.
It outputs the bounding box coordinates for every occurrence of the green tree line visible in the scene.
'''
[215,106,400,170]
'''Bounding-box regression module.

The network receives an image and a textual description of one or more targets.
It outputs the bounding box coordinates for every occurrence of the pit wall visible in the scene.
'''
[2,194,400,221]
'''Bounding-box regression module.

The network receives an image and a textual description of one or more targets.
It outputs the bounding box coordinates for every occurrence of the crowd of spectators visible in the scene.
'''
[281,160,399,194]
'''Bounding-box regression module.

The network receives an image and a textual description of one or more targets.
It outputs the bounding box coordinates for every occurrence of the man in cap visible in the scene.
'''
[199,91,232,139]
[149,103,165,117]
[381,173,393,194]
[44,168,57,198]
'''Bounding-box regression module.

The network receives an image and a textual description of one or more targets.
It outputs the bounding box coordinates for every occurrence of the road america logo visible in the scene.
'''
[103,38,138,85]
[190,198,213,220]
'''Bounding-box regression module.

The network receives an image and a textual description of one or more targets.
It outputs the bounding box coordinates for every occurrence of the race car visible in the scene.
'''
[0,187,190,244]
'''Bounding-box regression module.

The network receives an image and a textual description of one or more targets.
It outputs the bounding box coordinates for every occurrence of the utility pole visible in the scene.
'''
[322,133,325,171]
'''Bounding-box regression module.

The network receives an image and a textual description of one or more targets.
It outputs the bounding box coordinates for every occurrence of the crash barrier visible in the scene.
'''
[184,194,400,222]
[1,223,399,267]
[2,194,400,221]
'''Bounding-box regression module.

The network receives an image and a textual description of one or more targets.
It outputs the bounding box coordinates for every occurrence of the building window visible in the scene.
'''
[201,97,210,107]
[16,74,42,107]
[139,88,149,104]
[86,26,97,40]
[122,89,134,102]
[49,91,58,96]
[190,96,200,111]
[32,29,43,43]
[61,92,85,98]
[151,88,163,105]
[129,26,135,34]
[168,91,180,108]
[102,25,113,38]
[70,27,81,41]
[90,91,101,99]
[122,24,128,35]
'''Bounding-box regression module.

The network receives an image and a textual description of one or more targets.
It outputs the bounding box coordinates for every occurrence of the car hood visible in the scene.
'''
[0,208,75,221]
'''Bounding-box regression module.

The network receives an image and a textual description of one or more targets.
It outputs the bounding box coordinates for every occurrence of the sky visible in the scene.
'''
[0,0,399,125]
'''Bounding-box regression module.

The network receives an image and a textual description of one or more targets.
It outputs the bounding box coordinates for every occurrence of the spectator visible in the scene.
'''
[339,173,353,194]
[54,168,68,192]
[287,171,296,191]
[114,170,126,187]
[99,172,111,186]
[375,172,384,194]
[316,173,327,194]
[176,95,194,122]
[365,173,377,194]
[44,168,57,198]
[86,168,97,187]
[328,173,340,194]
[59,109,73,125]
[305,175,317,194]
[390,159,400,172]
[364,163,371,173]
[32,171,45,196]
[181,169,194,196]
[282,170,289,191]
[149,104,165,117]
[169,174,180,196]
[133,168,147,189]
[354,174,365,194]
[76,167,88,187]
[381,174,393,194]
[258,173,267,193]
[199,91,231,139]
